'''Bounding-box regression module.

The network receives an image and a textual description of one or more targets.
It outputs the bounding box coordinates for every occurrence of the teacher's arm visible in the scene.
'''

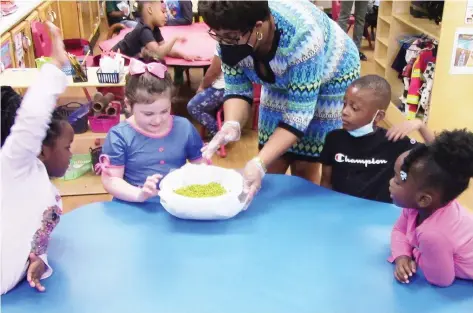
[201,60,253,160]
[259,47,323,167]
[199,55,222,90]
[221,62,254,127]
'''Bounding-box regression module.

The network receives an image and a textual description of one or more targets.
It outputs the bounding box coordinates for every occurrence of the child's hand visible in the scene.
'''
[386,119,423,142]
[196,85,205,94]
[27,253,47,292]
[46,21,68,69]
[137,174,162,202]
[394,255,416,284]
[175,36,187,43]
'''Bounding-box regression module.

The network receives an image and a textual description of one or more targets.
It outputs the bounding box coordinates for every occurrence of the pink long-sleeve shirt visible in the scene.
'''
[389,200,473,287]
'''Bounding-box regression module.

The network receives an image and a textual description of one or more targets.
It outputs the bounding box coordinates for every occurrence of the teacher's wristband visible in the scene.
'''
[252,156,267,174]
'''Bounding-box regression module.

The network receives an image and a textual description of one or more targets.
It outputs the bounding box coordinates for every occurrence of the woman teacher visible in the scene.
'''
[199,1,360,202]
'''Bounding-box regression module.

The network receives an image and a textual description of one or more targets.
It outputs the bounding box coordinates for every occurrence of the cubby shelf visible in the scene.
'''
[374,0,473,208]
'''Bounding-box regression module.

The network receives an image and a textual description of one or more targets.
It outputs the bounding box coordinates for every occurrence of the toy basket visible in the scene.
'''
[88,101,121,133]
[35,57,74,75]
[159,164,246,220]
[96,68,123,84]
[56,102,90,134]
[60,154,92,181]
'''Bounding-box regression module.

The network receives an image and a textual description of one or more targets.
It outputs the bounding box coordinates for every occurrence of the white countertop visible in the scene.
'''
[0,0,43,35]
[0,67,128,88]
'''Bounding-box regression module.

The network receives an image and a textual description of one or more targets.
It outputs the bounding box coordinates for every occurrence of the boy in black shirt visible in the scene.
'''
[113,1,197,61]
[319,75,435,203]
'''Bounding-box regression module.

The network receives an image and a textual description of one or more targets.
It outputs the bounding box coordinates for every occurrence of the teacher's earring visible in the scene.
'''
[256,32,263,41]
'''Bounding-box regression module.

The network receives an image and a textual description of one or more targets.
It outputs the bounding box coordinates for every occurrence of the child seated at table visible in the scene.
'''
[187,46,225,139]
[1,23,73,294]
[389,129,473,287]
[163,0,193,26]
[106,0,138,29]
[99,56,205,203]
[112,1,197,62]
[319,75,435,203]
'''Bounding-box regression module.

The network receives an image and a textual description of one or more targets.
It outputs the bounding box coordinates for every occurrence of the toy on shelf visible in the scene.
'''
[92,92,115,115]
[88,92,121,133]
[68,53,88,83]
[56,102,90,134]
[60,154,92,181]
[97,51,125,84]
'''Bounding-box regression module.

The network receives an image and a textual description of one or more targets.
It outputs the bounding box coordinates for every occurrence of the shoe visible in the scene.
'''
[359,51,368,61]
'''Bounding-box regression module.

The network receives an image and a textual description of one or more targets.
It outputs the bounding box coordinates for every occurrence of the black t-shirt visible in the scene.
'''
[112,22,164,57]
[319,128,418,203]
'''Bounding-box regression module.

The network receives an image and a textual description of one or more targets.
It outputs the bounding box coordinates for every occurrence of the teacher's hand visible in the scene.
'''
[241,157,266,206]
[201,121,241,160]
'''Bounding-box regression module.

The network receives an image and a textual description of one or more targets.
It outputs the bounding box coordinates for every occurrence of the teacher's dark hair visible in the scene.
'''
[198,1,271,32]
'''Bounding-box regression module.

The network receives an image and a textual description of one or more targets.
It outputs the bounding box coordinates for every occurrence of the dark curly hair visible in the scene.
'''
[198,1,271,32]
[401,129,473,204]
[1,86,67,148]
[351,75,391,110]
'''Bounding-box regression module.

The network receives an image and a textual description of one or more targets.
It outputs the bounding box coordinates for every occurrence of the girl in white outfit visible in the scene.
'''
[1,22,73,294]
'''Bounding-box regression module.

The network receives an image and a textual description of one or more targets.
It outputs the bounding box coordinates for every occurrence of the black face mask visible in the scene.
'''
[220,44,254,67]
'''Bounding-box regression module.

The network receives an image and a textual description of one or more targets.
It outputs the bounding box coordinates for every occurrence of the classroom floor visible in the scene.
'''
[60,22,376,213]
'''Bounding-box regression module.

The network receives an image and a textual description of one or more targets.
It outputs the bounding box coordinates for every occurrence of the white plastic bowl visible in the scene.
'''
[158,164,246,220]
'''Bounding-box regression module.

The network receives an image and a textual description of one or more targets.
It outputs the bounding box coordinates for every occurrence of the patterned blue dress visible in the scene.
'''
[220,0,360,161]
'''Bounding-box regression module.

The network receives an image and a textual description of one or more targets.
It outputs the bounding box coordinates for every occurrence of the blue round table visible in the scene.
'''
[2,175,472,313]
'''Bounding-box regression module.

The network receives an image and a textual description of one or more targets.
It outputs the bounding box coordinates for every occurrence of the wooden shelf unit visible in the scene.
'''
[374,0,473,209]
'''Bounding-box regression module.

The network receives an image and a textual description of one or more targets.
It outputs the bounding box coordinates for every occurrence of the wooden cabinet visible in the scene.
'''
[0,33,15,73]
[79,1,94,41]
[10,21,35,68]
[58,1,101,42]
[59,1,82,39]
[37,0,63,33]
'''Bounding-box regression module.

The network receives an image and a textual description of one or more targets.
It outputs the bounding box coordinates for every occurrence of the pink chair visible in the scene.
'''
[331,1,373,49]
[31,21,95,101]
[200,83,261,158]
[252,84,262,131]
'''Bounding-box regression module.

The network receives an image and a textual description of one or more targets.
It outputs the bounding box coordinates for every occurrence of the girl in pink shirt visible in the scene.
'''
[388,129,473,287]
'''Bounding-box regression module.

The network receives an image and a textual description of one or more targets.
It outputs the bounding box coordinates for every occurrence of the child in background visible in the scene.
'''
[1,23,72,294]
[106,0,138,28]
[164,0,193,26]
[100,57,205,203]
[112,1,197,62]
[187,47,225,138]
[389,129,473,287]
[320,75,435,203]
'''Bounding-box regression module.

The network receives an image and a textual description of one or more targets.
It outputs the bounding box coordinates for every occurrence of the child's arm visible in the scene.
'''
[386,119,435,144]
[2,40,67,178]
[416,231,455,287]
[390,209,413,261]
[145,38,181,59]
[100,129,160,202]
[197,55,222,92]
[101,168,161,202]
[320,165,332,189]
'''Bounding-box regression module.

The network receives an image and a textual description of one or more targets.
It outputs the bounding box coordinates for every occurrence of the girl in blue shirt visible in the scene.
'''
[100,57,205,203]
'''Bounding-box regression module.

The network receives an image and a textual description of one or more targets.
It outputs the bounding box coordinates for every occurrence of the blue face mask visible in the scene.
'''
[348,110,379,138]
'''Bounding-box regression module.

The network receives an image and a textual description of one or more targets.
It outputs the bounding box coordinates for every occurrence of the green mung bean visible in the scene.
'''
[174,182,226,198]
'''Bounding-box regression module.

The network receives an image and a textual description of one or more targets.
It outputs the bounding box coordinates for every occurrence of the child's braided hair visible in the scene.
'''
[1,86,67,148]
